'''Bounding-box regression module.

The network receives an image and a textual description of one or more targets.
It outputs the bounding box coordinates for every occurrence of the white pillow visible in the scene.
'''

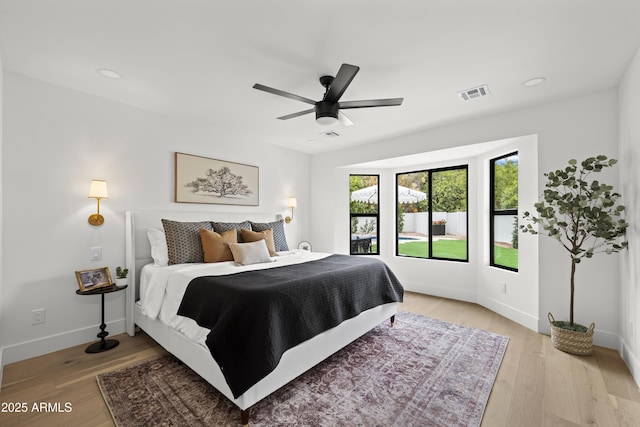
[147,228,169,266]
[228,239,273,266]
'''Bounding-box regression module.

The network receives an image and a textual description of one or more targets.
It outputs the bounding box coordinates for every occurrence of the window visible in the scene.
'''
[490,152,519,271]
[396,165,468,261]
[349,175,379,255]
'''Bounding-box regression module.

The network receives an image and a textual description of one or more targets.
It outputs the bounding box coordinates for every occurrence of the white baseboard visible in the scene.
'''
[404,282,540,333]
[621,338,640,388]
[403,280,477,304]
[1,318,125,366]
[388,284,627,354]
[593,329,620,350]
[478,295,539,332]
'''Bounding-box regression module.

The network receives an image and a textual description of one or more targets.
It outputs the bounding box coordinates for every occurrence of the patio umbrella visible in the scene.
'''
[351,185,426,204]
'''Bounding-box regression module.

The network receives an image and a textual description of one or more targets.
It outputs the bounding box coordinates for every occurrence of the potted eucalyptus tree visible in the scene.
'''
[521,155,628,355]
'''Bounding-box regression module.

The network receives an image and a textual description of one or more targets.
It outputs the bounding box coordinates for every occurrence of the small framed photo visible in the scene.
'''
[75,267,113,292]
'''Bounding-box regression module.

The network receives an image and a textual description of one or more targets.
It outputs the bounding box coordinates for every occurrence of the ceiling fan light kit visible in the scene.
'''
[315,100,339,125]
[253,63,403,127]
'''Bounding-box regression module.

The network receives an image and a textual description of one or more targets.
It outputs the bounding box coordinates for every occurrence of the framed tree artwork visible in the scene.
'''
[174,152,259,206]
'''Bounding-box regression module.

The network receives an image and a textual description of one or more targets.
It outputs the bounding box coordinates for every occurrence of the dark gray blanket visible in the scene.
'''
[177,254,404,398]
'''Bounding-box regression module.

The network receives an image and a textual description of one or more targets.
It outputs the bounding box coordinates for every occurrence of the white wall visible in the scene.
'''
[311,89,621,347]
[476,135,539,332]
[619,46,640,386]
[0,72,311,364]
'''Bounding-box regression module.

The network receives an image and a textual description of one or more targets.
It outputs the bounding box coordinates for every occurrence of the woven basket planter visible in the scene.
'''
[548,313,595,356]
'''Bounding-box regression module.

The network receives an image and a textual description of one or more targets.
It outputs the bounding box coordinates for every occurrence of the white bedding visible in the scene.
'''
[139,249,331,345]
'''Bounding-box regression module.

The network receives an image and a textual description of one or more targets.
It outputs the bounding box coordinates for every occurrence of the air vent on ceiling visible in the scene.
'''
[458,84,490,101]
[319,130,340,138]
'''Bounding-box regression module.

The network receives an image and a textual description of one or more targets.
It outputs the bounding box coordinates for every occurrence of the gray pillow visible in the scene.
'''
[161,219,213,264]
[212,221,251,242]
[250,219,289,251]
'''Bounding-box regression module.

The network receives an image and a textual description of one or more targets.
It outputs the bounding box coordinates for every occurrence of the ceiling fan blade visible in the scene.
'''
[339,98,404,109]
[324,63,359,103]
[253,83,316,105]
[277,108,315,120]
[339,111,354,127]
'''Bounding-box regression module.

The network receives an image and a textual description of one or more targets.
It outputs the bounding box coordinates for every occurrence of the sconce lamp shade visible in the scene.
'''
[285,197,297,224]
[88,180,108,226]
[88,180,109,199]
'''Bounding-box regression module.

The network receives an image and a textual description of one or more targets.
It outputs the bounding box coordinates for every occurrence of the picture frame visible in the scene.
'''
[174,152,259,206]
[75,267,113,292]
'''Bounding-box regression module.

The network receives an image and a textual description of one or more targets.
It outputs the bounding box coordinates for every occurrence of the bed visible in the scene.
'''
[124,210,403,425]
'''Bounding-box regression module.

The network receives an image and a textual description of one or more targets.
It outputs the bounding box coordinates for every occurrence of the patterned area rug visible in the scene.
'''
[97,312,508,426]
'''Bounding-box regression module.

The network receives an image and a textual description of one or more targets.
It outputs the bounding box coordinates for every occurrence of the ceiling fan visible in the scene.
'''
[253,63,403,126]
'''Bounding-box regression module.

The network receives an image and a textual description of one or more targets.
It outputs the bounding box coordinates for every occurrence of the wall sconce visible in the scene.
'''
[285,197,297,224]
[88,180,109,226]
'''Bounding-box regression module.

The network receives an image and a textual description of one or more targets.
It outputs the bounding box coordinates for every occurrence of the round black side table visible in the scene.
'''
[76,284,127,353]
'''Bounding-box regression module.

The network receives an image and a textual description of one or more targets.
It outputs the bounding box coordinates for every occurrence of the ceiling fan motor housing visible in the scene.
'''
[315,100,339,124]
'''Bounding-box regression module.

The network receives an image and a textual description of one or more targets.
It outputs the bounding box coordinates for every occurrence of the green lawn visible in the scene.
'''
[493,245,518,269]
[397,240,519,269]
[398,240,467,260]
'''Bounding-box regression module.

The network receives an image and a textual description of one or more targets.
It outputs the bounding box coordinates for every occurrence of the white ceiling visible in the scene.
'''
[1,0,639,155]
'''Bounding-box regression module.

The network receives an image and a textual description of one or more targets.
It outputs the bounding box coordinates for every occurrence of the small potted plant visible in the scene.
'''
[431,219,446,236]
[115,266,129,287]
[521,155,628,355]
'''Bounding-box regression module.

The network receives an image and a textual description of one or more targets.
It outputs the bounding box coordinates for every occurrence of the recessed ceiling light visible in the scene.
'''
[523,77,546,87]
[97,68,122,79]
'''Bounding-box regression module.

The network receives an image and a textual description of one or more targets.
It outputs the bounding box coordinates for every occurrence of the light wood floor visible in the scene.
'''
[1,292,639,426]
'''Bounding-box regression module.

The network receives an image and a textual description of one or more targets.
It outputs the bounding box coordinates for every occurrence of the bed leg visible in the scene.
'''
[390,315,395,326]
[241,408,250,426]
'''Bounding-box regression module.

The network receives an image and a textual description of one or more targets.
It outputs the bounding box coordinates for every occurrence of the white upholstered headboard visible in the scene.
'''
[124,210,282,336]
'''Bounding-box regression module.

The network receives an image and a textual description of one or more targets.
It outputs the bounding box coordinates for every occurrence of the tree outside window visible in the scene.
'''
[349,175,379,255]
[490,152,519,271]
[396,166,468,261]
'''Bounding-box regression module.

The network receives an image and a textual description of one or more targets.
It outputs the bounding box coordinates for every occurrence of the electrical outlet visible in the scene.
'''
[500,282,507,294]
[90,246,102,260]
[32,308,45,325]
